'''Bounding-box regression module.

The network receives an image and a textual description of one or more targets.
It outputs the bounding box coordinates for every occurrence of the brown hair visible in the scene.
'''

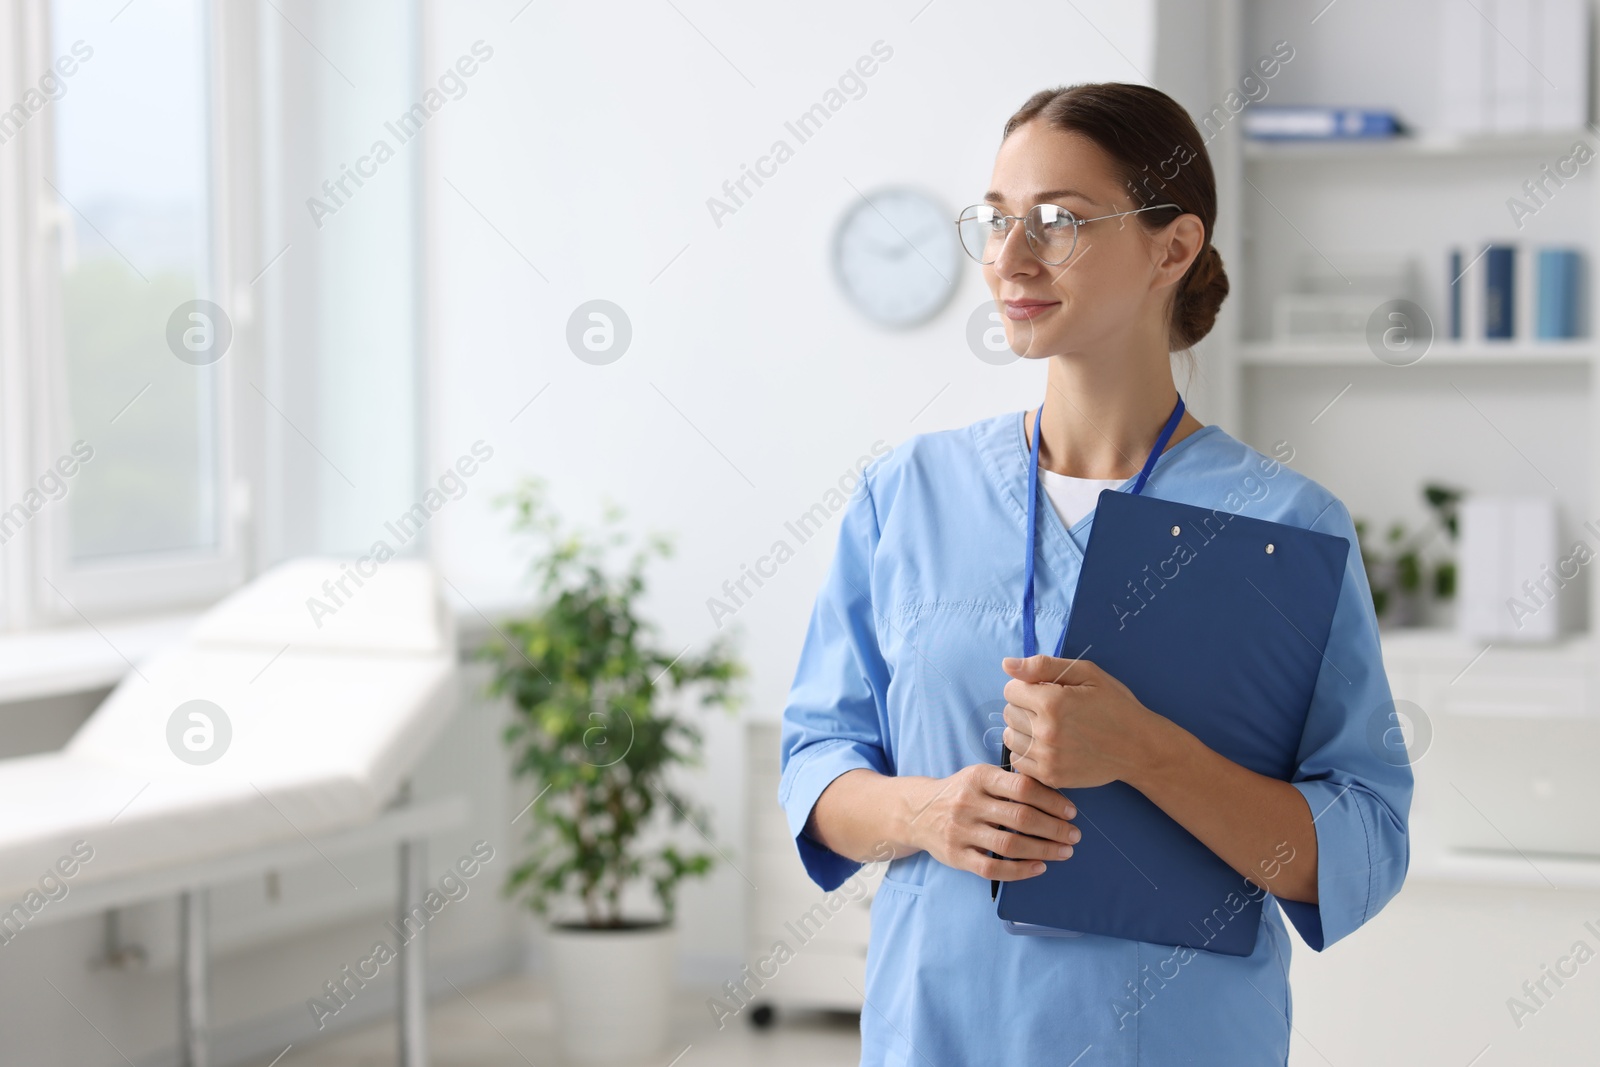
[1002,82,1228,354]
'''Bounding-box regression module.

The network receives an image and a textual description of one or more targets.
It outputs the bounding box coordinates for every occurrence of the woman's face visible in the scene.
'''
[981,120,1201,360]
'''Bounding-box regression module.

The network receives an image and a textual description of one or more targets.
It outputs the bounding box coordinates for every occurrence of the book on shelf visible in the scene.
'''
[1459,496,1560,642]
[1242,106,1402,140]
[1447,244,1585,345]
[1485,245,1515,339]
[1448,249,1463,340]
[1440,0,1590,135]
[1536,249,1584,340]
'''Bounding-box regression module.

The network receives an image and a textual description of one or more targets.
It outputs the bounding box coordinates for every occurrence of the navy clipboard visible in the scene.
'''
[995,488,1350,957]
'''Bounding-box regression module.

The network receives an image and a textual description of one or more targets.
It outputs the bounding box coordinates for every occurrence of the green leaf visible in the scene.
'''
[1434,560,1456,599]
[1397,552,1421,591]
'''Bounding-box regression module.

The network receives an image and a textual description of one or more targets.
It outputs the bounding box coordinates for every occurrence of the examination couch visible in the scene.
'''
[0,558,463,1066]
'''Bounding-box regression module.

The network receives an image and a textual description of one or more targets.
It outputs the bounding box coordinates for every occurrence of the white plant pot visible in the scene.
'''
[546,922,676,1063]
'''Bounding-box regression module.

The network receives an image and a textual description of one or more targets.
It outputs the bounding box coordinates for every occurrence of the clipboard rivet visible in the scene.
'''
[1266,543,1275,554]
[1170,525,1180,536]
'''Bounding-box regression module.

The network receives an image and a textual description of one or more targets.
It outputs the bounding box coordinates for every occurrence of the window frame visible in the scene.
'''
[0,0,259,627]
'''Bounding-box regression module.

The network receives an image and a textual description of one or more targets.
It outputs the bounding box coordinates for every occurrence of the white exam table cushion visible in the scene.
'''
[0,558,458,901]
[188,557,449,655]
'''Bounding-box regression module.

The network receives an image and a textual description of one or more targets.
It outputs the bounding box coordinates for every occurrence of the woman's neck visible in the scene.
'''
[1023,353,1204,479]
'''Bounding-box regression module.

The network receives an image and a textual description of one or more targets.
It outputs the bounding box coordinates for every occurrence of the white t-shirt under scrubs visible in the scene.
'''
[1039,468,1125,530]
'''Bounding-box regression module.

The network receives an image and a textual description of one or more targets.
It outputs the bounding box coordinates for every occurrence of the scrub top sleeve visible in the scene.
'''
[1279,498,1414,952]
[777,472,894,893]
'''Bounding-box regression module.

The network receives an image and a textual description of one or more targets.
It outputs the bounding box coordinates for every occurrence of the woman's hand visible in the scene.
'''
[1000,653,1169,790]
[903,764,1081,881]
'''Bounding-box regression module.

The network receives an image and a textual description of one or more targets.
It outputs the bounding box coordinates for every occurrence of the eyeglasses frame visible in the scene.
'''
[954,201,1185,266]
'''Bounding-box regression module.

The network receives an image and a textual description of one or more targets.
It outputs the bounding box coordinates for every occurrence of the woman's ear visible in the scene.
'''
[1151,213,1206,289]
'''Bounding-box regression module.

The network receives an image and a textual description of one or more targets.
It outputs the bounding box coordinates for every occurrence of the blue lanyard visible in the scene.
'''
[1021,393,1185,659]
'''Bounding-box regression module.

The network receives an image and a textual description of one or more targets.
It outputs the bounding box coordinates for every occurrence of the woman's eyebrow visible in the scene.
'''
[983,188,1100,207]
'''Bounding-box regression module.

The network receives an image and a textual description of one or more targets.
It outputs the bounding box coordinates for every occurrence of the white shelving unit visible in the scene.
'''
[1213,0,1600,857]
[1211,0,1600,664]
[1193,2,1600,1060]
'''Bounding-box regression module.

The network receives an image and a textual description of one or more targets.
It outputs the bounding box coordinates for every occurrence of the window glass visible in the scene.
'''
[50,0,218,560]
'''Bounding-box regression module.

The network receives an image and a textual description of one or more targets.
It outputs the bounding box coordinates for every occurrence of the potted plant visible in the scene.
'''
[482,477,743,1063]
[1355,482,1462,630]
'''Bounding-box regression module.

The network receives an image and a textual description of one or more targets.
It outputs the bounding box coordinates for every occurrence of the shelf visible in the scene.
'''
[1407,814,1600,891]
[1242,130,1592,163]
[1378,625,1593,665]
[1239,340,1593,367]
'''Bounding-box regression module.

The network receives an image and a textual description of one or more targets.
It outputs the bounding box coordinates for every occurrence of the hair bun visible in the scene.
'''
[1175,244,1229,350]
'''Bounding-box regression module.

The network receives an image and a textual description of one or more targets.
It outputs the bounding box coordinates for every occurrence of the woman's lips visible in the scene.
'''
[1005,300,1059,321]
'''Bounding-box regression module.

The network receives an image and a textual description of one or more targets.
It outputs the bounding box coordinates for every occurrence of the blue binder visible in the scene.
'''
[995,489,1350,957]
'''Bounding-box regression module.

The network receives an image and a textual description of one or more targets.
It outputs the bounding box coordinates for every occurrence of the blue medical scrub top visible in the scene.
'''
[777,409,1413,1066]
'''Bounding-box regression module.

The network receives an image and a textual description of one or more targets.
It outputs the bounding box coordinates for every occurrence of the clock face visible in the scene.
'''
[832,187,962,328]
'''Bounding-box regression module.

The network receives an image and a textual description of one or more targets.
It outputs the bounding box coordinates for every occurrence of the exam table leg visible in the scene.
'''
[399,839,429,1067]
[178,888,209,1067]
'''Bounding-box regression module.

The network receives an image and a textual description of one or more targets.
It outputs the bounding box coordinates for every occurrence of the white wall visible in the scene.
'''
[424,0,1158,975]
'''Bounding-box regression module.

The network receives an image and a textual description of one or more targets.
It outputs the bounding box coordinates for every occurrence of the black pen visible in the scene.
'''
[991,741,1012,901]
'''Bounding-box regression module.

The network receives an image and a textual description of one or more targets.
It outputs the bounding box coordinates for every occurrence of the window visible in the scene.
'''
[0,0,249,625]
[0,0,424,630]
[51,0,220,561]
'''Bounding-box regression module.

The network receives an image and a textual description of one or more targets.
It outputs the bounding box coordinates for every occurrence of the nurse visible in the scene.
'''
[777,82,1412,1065]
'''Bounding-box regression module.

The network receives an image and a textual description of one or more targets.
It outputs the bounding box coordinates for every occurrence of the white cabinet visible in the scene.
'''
[743,719,883,1027]
[1380,627,1598,855]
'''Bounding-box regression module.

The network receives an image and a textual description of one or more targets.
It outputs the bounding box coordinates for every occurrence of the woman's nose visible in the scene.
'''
[992,219,1041,277]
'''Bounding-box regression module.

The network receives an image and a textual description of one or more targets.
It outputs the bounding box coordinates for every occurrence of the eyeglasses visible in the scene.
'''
[954,202,1182,266]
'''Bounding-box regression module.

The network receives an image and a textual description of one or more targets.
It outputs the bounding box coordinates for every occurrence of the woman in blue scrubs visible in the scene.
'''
[777,82,1412,1065]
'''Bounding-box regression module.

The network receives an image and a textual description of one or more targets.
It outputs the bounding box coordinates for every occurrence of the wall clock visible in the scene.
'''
[832,186,961,328]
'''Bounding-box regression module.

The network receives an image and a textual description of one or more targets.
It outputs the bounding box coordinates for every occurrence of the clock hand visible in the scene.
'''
[860,236,906,257]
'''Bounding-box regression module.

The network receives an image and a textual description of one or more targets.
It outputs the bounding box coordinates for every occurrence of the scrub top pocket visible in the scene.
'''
[908,599,1069,777]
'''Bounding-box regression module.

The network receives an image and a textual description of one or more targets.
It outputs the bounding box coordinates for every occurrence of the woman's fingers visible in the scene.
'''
[930,765,1083,880]
[1001,725,1039,763]
[988,765,1075,820]
[966,848,1052,882]
[983,798,1080,847]
[966,844,1068,883]
[984,824,1075,863]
